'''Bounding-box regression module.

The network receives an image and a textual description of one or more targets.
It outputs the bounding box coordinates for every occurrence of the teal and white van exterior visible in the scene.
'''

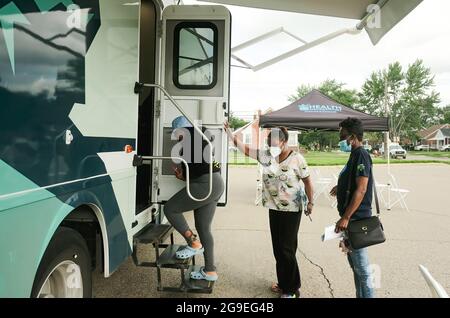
[0,0,231,297]
[0,0,423,298]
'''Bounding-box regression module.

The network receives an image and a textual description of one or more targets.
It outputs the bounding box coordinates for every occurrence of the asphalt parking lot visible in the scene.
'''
[93,164,450,298]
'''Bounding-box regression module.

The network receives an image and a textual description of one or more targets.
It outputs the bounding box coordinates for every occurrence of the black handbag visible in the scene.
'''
[344,159,386,250]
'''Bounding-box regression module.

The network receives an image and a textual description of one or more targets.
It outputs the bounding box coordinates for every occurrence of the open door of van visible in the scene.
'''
[150,5,231,207]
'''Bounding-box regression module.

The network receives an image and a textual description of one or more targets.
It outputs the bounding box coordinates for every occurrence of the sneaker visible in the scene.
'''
[280,293,297,298]
[280,290,300,298]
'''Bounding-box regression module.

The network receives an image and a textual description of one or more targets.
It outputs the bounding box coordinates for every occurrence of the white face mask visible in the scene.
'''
[269,146,282,158]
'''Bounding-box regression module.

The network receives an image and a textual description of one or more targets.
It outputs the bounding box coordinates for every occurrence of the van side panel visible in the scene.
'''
[0,0,140,297]
[0,161,74,297]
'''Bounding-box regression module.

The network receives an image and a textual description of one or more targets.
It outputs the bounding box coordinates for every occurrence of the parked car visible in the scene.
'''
[440,144,450,152]
[381,144,407,159]
[415,144,430,151]
[404,144,415,151]
[389,145,408,159]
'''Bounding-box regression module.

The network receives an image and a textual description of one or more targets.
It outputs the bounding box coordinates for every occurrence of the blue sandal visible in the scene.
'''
[175,245,204,259]
[190,266,218,282]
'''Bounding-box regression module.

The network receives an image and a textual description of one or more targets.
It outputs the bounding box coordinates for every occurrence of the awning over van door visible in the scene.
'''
[201,0,423,44]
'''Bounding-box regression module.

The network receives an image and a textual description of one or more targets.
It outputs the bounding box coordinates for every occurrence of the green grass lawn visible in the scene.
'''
[301,152,446,166]
[228,150,450,166]
[228,151,258,165]
[409,151,450,159]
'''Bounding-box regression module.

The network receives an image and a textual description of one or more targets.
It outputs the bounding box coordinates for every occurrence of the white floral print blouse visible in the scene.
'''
[258,150,310,212]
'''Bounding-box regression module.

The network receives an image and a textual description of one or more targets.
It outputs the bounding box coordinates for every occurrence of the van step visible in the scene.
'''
[156,265,215,294]
[134,223,173,245]
[157,245,193,269]
[132,223,175,267]
[182,265,215,294]
[132,223,213,294]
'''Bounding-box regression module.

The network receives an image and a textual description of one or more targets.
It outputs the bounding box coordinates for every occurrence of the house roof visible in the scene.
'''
[418,124,450,139]
[441,128,450,138]
[427,131,439,140]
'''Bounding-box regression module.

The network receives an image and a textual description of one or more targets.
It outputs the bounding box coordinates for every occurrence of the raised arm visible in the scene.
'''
[224,121,259,160]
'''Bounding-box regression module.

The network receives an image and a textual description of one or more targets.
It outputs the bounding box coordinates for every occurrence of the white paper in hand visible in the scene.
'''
[322,225,345,242]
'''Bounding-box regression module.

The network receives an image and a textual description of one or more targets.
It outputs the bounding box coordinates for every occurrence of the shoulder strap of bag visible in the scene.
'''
[371,167,381,216]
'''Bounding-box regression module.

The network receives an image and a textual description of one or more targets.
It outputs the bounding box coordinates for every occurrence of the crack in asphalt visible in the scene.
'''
[298,248,335,298]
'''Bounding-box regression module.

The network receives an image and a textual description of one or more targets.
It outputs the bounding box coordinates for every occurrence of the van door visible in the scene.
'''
[152,5,231,206]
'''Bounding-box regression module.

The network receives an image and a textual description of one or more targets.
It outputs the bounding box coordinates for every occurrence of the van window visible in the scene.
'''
[173,22,218,89]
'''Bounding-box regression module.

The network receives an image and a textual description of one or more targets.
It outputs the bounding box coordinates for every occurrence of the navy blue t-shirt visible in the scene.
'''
[337,147,373,220]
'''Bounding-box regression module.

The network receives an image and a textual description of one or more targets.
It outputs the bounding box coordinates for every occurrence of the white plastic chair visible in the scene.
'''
[330,173,339,208]
[374,182,389,209]
[312,168,333,183]
[312,169,333,203]
[388,174,410,212]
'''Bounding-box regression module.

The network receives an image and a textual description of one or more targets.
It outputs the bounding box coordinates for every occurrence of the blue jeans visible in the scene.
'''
[347,247,375,298]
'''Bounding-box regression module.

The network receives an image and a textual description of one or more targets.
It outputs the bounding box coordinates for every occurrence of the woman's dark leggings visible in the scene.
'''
[164,172,224,272]
[269,209,302,294]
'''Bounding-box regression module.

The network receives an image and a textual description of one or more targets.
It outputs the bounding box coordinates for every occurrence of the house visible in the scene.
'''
[233,110,300,151]
[417,124,450,150]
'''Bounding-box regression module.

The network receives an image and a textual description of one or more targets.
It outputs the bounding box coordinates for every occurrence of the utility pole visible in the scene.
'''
[384,74,392,210]
[383,75,390,161]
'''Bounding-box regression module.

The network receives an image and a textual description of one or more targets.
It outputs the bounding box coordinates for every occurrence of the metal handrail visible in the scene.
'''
[138,156,210,202]
[419,265,450,298]
[134,82,213,202]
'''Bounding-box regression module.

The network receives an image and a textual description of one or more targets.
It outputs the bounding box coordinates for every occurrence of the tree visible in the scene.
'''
[228,112,249,130]
[358,60,441,142]
[289,79,359,106]
[358,62,403,117]
[438,105,450,124]
[298,131,339,150]
[288,84,315,102]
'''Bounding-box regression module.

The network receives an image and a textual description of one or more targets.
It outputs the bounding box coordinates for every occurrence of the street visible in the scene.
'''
[93,164,450,298]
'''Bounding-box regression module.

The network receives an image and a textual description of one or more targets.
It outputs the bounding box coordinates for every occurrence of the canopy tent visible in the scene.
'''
[259,90,399,211]
[259,89,389,132]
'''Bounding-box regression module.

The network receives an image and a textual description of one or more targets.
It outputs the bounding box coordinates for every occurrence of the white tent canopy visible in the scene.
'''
[201,0,423,44]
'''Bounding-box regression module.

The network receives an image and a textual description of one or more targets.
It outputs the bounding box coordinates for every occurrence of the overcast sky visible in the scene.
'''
[181,0,450,118]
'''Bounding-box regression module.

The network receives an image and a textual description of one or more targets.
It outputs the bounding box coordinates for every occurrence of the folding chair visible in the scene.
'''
[387,174,410,212]
[330,173,339,208]
[312,168,334,183]
[312,169,333,203]
[374,182,389,209]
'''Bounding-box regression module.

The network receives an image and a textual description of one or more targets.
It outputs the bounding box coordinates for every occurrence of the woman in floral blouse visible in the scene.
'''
[224,123,314,298]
